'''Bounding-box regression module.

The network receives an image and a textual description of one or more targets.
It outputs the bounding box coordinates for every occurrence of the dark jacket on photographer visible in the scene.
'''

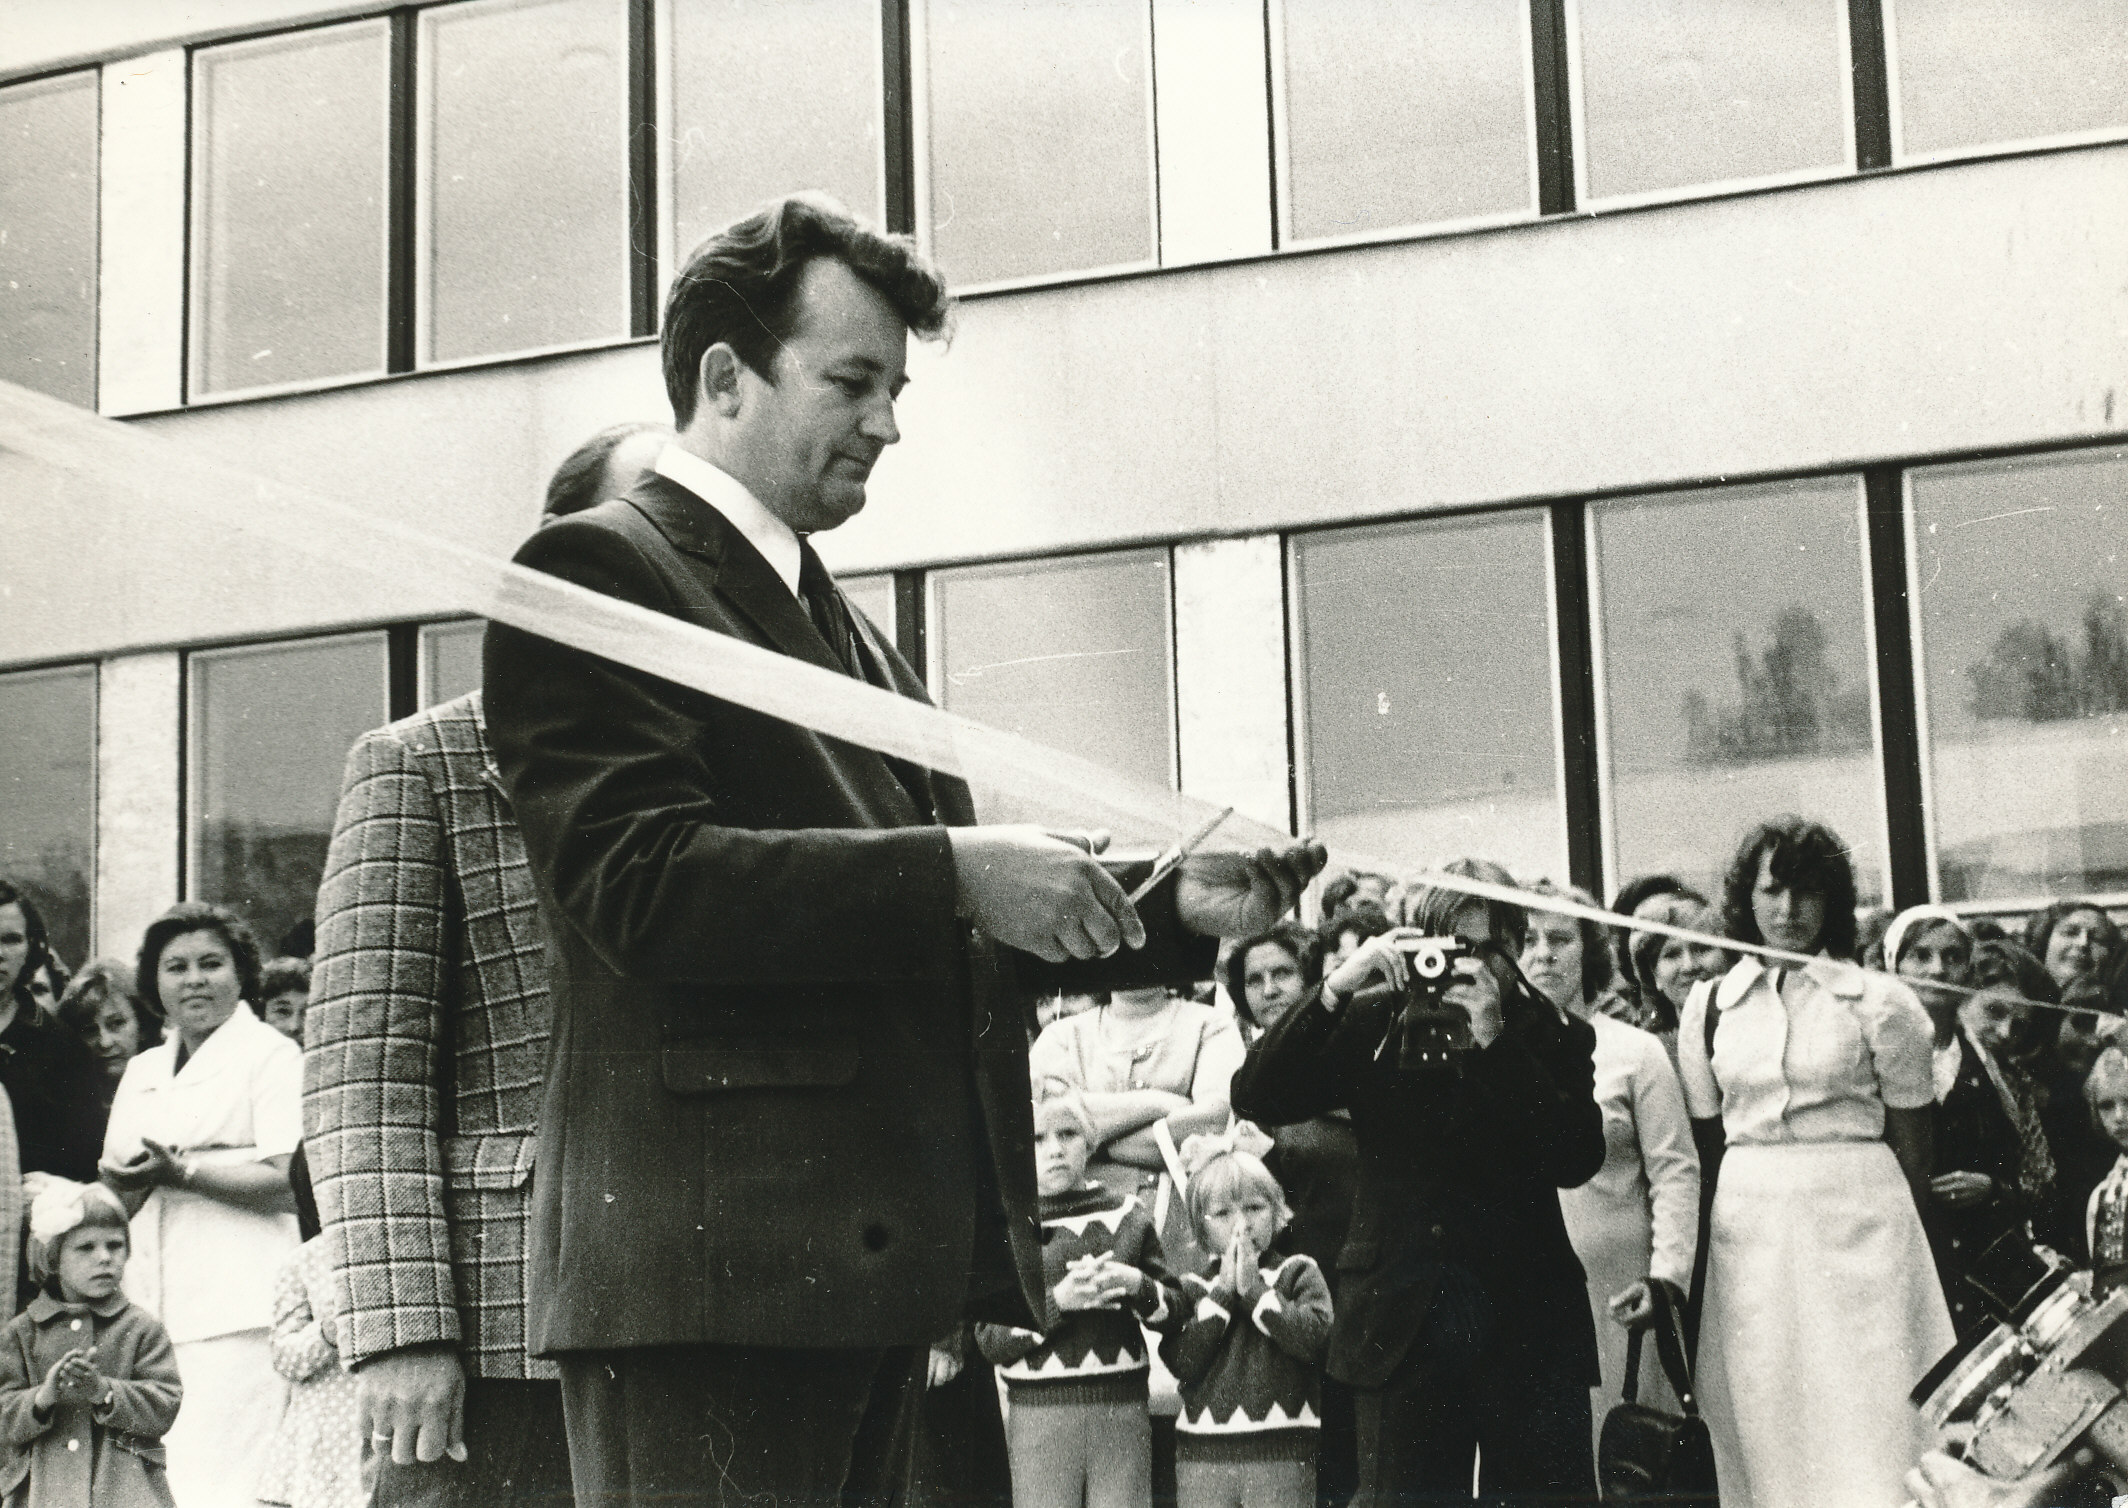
[1230,951,1604,1393]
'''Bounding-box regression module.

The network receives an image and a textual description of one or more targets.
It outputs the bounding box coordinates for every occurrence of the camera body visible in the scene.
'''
[1916,1265,2128,1481]
[1386,934,1474,1071]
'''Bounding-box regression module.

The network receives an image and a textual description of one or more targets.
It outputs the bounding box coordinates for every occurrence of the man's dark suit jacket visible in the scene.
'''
[482,473,1213,1355]
[1230,971,1604,1391]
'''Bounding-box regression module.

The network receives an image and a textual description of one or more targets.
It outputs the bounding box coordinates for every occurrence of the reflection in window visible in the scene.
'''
[1910,449,2128,902]
[192,23,390,396]
[188,635,390,956]
[420,0,630,362]
[1291,512,1563,884]
[1889,0,2128,159]
[1278,0,1532,241]
[931,552,1172,823]
[669,0,880,261]
[0,72,98,407]
[839,576,896,645]
[0,667,96,968]
[1573,0,1849,201]
[1590,478,1887,905]
[923,0,1154,285]
[420,620,484,709]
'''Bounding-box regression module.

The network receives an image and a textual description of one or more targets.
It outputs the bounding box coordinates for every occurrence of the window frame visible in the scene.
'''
[1265,0,1544,254]
[1283,504,1573,886]
[910,0,1164,295]
[411,0,637,372]
[1564,0,1860,213]
[184,17,396,406]
[1881,0,2128,168]
[924,546,1180,791]
[182,627,392,913]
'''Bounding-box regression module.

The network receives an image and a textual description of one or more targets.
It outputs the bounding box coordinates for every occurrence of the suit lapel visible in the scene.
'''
[621,475,932,826]
[622,475,846,678]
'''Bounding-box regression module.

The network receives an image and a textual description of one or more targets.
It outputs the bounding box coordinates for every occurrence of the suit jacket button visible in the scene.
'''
[1429,1225,1444,1240]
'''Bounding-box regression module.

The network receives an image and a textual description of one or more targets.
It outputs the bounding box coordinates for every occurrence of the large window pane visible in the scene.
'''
[923,0,1154,285]
[1279,0,1532,242]
[1910,449,2128,902]
[0,72,97,407]
[0,667,95,969]
[192,23,390,397]
[188,635,389,956]
[421,0,630,362]
[1292,513,1563,883]
[670,0,880,260]
[931,552,1173,821]
[1590,478,1888,905]
[1574,0,1849,201]
[1890,0,2128,159]
[419,620,483,709]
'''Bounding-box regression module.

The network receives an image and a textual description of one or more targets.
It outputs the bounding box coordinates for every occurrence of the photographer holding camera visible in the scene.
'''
[1230,878,1605,1504]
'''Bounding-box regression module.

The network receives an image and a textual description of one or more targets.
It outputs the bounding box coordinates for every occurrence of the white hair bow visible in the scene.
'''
[1177,1120,1274,1180]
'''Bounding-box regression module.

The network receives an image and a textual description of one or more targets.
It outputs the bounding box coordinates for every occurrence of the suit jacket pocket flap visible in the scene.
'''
[444,1133,537,1190]
[662,1044,860,1092]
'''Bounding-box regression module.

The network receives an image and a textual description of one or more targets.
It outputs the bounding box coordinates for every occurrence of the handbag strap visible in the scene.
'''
[1645,1281,1703,1420]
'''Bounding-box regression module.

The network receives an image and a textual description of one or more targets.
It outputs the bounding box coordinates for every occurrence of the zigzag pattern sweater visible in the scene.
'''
[976,1182,1180,1405]
[1165,1254,1333,1462]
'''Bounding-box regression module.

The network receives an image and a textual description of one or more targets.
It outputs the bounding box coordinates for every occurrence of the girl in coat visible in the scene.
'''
[256,1149,364,1508]
[0,1179,181,1508]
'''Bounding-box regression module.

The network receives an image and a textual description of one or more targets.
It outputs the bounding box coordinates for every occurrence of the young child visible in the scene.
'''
[0,1178,182,1508]
[977,1081,1181,1508]
[256,1149,364,1508]
[2084,1046,2128,1287]
[1165,1132,1332,1508]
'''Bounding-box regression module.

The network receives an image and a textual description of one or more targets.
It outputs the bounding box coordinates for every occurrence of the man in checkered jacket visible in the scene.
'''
[303,424,664,1507]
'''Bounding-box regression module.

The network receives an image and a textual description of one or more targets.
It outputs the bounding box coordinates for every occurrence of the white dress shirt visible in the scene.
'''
[654,445,803,598]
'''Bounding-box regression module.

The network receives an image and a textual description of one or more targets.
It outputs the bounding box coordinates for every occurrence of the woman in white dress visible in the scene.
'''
[1679,819,1953,1508]
[1522,881,1700,1468]
[101,902,301,1508]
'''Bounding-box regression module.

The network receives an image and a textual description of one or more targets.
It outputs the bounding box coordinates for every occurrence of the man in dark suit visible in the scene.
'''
[1231,892,1605,1503]
[482,195,1323,1507]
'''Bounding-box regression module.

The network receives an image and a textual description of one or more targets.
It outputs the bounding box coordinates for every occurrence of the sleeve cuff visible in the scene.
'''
[1138,1285,1170,1327]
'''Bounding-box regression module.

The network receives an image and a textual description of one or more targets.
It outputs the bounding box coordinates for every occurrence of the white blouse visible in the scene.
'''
[1565,1013,1701,1288]
[1678,956,1935,1146]
[103,1003,303,1343]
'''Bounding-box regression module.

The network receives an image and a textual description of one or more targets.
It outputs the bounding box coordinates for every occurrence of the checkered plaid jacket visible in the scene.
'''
[304,690,557,1380]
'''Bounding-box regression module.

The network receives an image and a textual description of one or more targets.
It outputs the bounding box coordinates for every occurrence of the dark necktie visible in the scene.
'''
[798,540,859,678]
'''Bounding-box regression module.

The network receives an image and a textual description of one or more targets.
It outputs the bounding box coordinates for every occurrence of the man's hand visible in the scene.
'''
[948,827,1146,963]
[1931,1171,1996,1209]
[357,1344,467,1467]
[926,1342,964,1389]
[1172,843,1327,940]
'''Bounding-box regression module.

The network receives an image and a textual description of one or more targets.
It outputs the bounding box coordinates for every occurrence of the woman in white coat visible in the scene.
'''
[1522,881,1700,1468]
[101,902,301,1508]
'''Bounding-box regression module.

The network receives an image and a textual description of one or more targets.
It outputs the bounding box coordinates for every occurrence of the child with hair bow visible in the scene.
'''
[0,1178,182,1508]
[977,1080,1183,1508]
[1164,1126,1333,1508]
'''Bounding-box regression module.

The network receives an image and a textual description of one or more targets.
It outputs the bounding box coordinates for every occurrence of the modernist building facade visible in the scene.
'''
[2,0,2125,968]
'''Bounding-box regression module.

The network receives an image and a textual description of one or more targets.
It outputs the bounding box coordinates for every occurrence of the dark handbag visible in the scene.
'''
[1598,1281,1720,1503]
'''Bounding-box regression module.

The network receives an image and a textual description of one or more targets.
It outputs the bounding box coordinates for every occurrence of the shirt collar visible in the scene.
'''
[27,1291,129,1322]
[654,445,803,599]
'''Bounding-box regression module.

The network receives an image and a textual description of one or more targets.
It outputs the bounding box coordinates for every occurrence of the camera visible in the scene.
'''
[1384,934,1474,1071]
[1914,1253,2128,1482]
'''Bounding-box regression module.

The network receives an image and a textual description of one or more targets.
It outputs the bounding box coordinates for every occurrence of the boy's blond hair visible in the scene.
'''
[1033,1076,1096,1141]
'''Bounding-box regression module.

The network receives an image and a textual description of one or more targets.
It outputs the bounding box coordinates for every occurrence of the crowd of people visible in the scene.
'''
[4,195,2125,1508]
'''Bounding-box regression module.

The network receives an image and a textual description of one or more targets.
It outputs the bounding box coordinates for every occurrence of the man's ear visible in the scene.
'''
[700,343,745,418]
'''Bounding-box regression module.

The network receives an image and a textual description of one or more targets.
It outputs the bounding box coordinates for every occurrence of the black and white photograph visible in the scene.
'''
[2,3,2126,1507]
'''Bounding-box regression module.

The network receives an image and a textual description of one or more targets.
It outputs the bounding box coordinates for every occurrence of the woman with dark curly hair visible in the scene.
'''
[1679,817,1951,1508]
[2023,898,2120,999]
[0,878,111,1181]
[101,901,300,1508]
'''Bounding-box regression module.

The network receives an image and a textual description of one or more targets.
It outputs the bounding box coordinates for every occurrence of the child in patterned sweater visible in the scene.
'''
[1164,1131,1333,1508]
[977,1082,1181,1508]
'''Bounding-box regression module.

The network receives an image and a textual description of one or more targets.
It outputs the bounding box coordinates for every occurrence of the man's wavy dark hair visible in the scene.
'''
[661,194,953,428]
[1720,816,1860,960]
